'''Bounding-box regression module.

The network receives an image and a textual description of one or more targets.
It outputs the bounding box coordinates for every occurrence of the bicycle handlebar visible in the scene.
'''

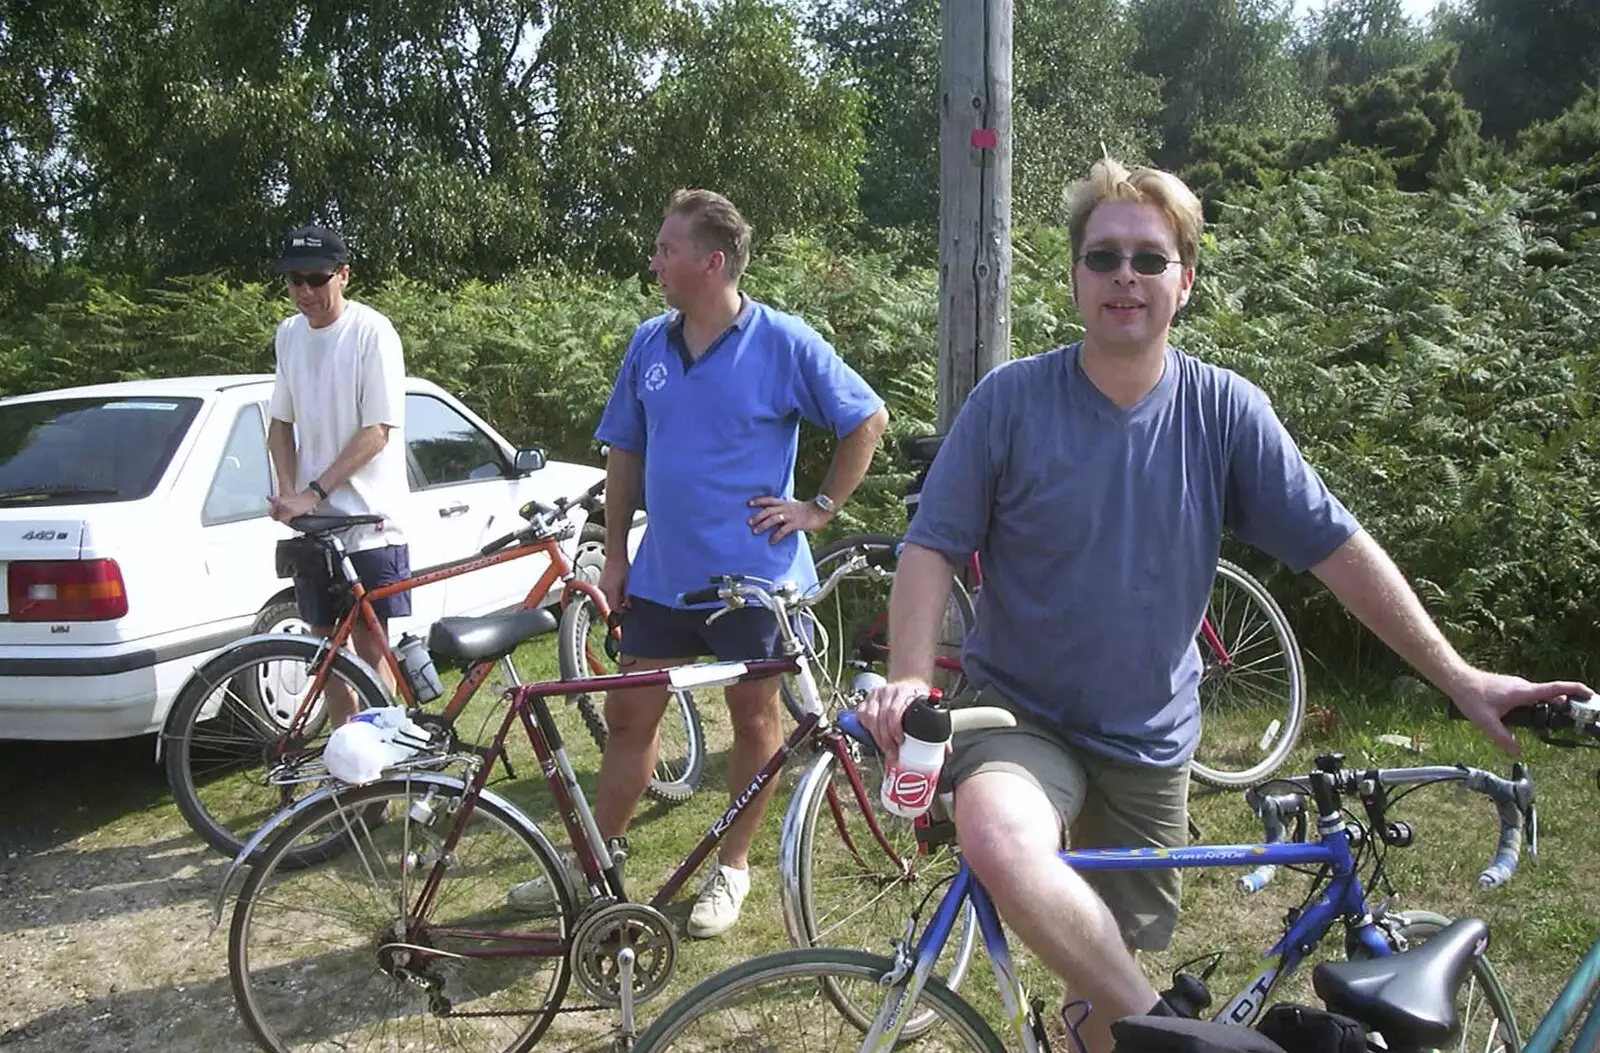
[479,479,607,556]
[677,551,884,622]
[1237,756,1538,895]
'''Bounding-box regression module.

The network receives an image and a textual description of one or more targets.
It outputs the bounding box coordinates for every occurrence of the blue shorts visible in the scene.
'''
[619,596,794,661]
[294,544,412,628]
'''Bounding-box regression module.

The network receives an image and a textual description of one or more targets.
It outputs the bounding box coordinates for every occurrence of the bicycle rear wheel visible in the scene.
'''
[556,590,705,803]
[228,777,576,1053]
[631,947,1004,1052]
[1191,559,1306,788]
[163,634,389,865]
[804,533,973,700]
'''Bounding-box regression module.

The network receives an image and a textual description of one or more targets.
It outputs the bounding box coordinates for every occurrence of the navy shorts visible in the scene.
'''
[619,596,796,661]
[294,543,412,628]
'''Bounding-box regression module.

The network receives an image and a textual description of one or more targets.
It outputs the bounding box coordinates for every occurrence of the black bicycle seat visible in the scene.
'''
[428,608,559,666]
[899,433,946,465]
[1312,916,1489,1049]
[288,513,384,537]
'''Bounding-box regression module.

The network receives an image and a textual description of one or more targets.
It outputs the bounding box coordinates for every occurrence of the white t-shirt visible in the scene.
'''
[268,300,409,551]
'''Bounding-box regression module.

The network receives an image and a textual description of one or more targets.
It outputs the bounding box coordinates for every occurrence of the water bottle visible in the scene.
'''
[396,633,443,703]
[880,697,952,819]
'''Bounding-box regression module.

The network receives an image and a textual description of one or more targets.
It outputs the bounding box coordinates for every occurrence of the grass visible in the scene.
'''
[6,637,1598,1050]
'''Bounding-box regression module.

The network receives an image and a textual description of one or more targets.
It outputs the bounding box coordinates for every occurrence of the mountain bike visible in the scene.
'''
[162,479,704,867]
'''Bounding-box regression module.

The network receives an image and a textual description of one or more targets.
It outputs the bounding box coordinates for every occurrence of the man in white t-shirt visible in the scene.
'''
[266,223,411,724]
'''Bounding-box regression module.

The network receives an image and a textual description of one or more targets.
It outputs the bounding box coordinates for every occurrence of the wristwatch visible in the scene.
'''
[811,492,839,515]
[308,479,329,500]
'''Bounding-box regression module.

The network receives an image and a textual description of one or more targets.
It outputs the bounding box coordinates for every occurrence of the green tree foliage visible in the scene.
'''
[1184,49,1491,209]
[1129,0,1325,169]
[806,0,1160,238]
[1294,0,1436,93]
[1438,0,1600,146]
[0,0,865,288]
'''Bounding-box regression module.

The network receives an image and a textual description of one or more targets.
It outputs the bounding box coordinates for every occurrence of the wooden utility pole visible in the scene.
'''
[937,0,1012,431]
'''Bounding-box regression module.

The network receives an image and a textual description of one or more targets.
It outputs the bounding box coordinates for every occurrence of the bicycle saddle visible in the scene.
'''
[1312,916,1489,1049]
[427,608,558,666]
[288,513,384,536]
[899,433,946,464]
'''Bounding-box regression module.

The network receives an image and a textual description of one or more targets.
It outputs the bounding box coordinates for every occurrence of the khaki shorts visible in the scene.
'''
[948,694,1190,952]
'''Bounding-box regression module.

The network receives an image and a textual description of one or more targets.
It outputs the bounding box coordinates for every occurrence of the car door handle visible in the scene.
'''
[439,503,470,518]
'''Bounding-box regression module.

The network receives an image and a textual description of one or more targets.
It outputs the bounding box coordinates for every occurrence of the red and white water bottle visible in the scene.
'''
[880,695,952,819]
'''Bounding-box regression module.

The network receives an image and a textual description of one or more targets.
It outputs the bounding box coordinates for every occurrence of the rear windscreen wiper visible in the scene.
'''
[0,485,121,500]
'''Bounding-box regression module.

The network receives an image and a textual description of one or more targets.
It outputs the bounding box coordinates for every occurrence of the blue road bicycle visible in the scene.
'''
[631,703,1568,1053]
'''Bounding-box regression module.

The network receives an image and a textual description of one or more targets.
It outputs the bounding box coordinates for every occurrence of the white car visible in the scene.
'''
[0,374,633,741]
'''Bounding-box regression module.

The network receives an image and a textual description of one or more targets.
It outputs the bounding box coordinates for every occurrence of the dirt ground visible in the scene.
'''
[0,735,268,1052]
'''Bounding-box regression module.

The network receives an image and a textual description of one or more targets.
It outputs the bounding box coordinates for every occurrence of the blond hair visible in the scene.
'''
[1065,159,1204,269]
[665,188,753,280]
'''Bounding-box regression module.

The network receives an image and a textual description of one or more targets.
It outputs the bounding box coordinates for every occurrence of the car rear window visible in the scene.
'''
[0,396,202,506]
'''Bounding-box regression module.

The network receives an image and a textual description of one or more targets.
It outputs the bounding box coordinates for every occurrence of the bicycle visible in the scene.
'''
[162,478,705,867]
[213,568,1015,1053]
[629,701,1556,1052]
[809,431,1306,789]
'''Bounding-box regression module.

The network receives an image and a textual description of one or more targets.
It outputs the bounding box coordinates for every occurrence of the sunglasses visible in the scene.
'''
[285,271,338,287]
[1077,249,1180,276]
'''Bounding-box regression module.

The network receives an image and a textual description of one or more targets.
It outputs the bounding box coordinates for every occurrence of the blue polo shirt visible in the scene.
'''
[596,297,885,608]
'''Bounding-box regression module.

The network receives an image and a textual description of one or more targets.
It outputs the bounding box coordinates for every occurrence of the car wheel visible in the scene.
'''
[236,599,321,732]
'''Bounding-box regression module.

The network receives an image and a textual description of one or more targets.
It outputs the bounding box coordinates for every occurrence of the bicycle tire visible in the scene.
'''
[631,947,1005,1052]
[1191,559,1307,788]
[803,533,973,701]
[556,590,706,804]
[163,634,389,864]
[1379,909,1521,1053]
[783,744,977,1036]
[228,776,576,1053]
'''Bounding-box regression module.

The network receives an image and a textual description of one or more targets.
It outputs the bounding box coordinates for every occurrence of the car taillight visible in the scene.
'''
[7,559,129,621]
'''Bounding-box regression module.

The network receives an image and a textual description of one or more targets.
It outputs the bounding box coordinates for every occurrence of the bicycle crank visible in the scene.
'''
[569,901,678,1009]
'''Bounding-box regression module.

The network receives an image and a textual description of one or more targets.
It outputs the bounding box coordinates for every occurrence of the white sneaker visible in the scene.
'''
[687,864,750,938]
[506,852,583,916]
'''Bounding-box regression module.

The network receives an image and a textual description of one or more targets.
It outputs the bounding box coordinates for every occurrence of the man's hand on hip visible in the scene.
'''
[747,495,830,545]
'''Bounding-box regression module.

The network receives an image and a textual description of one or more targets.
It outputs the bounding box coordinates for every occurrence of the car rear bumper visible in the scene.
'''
[0,626,247,740]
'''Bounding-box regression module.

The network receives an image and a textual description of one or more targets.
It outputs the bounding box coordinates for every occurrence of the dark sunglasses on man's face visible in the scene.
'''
[1077,249,1179,276]
[285,271,337,287]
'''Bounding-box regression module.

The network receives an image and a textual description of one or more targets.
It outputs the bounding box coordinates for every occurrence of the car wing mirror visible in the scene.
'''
[514,447,547,474]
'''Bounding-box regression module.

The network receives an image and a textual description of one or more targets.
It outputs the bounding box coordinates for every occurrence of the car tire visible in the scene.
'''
[235,598,313,727]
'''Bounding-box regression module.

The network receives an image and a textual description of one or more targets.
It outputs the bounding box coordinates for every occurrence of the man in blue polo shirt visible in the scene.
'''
[512,188,888,936]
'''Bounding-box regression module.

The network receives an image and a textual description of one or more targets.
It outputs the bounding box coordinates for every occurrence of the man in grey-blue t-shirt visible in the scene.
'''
[857,157,1588,1053]
[906,340,1357,767]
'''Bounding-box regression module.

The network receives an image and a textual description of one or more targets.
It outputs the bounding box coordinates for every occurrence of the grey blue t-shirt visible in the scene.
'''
[597,297,884,608]
[905,343,1359,766]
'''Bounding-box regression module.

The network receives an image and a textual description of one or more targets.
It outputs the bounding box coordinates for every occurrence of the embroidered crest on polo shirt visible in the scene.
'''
[643,362,669,392]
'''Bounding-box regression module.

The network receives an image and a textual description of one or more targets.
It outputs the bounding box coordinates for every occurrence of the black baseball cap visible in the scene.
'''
[274,224,349,272]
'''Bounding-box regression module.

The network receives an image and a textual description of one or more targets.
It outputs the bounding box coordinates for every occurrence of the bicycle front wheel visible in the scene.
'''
[805,533,973,700]
[1191,559,1306,788]
[229,777,576,1053]
[632,947,1004,1052]
[783,743,976,1035]
[556,591,705,803]
[163,634,389,864]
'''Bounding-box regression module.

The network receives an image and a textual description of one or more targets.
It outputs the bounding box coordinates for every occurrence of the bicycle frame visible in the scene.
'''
[279,533,605,742]
[863,810,1389,1051]
[1523,927,1600,1053]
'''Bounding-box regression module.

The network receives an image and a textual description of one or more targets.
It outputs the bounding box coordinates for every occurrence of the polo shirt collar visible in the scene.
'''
[666,294,755,370]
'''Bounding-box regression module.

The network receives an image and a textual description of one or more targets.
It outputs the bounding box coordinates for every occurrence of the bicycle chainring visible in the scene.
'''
[569,902,678,1007]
